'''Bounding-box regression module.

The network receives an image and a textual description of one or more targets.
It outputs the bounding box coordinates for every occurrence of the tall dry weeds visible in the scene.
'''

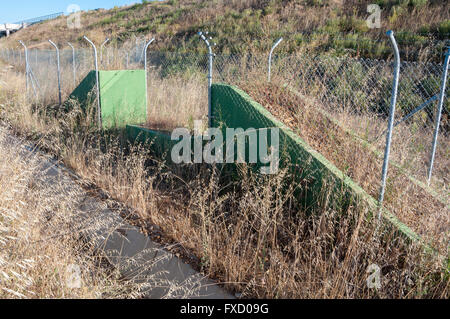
[0,60,448,299]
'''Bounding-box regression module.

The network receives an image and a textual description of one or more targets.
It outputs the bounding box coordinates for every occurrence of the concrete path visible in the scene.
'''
[1,127,234,299]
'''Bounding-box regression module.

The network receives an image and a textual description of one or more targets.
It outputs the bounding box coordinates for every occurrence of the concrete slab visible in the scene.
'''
[0,126,234,299]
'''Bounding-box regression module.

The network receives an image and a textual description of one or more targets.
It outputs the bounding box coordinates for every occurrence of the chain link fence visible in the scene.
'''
[0,37,448,200]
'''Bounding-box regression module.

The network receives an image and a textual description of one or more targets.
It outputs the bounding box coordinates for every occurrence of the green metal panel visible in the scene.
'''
[99,70,147,129]
[211,83,426,248]
[69,70,147,129]
[68,70,97,109]
[211,83,351,209]
[126,124,198,165]
[126,124,177,161]
[122,83,428,251]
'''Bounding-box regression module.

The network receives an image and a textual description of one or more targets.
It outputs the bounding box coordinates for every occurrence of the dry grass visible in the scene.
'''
[0,60,448,299]
[330,110,449,195]
[146,72,207,131]
[0,127,141,298]
[239,80,448,254]
[0,64,213,299]
[0,126,211,299]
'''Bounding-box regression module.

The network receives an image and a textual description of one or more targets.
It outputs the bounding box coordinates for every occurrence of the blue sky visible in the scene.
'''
[1,1,141,24]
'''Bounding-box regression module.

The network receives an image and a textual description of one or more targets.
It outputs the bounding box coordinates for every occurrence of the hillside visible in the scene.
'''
[1,0,449,61]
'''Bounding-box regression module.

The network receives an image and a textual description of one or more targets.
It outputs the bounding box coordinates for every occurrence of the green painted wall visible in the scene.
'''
[126,124,178,162]
[211,83,425,248]
[69,70,147,129]
[211,83,356,210]
[123,83,429,253]
[99,70,147,129]
[69,70,97,108]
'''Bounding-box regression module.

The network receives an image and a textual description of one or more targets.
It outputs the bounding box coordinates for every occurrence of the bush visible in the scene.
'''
[408,0,428,8]
[438,20,450,38]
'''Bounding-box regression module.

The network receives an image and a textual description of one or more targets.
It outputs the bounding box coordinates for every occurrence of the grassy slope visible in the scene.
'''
[1,0,448,60]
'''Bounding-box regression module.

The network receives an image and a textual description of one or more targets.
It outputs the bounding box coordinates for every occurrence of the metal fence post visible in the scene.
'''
[427,45,450,184]
[198,31,215,128]
[83,36,102,129]
[135,37,139,63]
[48,40,62,105]
[18,41,39,99]
[378,30,400,218]
[100,38,109,65]
[68,42,76,88]
[18,41,29,93]
[143,38,155,121]
[268,37,283,82]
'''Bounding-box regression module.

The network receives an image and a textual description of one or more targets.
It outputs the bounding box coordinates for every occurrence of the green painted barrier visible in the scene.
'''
[123,82,433,254]
[211,83,426,248]
[70,70,147,129]
[69,70,97,108]
[126,124,178,162]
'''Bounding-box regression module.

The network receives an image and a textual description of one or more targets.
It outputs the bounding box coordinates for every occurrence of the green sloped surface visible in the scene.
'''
[99,70,147,129]
[211,83,427,249]
[68,70,97,108]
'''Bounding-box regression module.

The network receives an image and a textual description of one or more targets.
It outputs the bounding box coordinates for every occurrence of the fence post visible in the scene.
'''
[83,36,102,129]
[143,38,155,121]
[268,37,283,83]
[378,30,400,218]
[18,41,39,99]
[18,40,29,93]
[427,45,450,184]
[135,37,139,63]
[48,40,62,105]
[198,31,215,128]
[100,38,109,65]
[68,42,76,88]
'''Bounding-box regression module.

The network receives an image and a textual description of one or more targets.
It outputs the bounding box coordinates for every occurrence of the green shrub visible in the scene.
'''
[408,0,428,8]
[396,31,428,45]
[438,20,450,38]
[418,24,431,36]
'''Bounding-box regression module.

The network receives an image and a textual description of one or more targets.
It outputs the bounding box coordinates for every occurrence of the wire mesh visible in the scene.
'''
[0,43,448,192]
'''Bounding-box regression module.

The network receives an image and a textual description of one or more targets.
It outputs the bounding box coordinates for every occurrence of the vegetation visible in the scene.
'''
[1,0,448,61]
[0,0,448,299]
[240,80,448,253]
[0,54,448,298]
